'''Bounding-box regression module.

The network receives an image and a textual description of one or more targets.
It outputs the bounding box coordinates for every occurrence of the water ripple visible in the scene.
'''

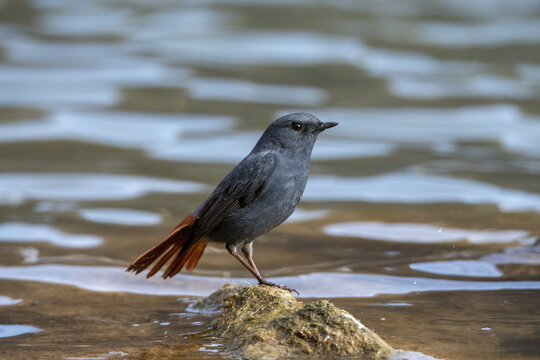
[78,208,163,226]
[324,222,533,244]
[0,325,42,338]
[410,260,503,278]
[284,104,540,158]
[305,172,540,213]
[0,295,21,306]
[0,223,103,248]
[0,265,538,298]
[0,173,206,204]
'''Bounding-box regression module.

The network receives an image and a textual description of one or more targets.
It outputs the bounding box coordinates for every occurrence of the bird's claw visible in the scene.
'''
[259,281,299,296]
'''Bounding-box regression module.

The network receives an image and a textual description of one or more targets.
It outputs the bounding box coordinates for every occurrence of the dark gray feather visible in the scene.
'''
[191,151,276,243]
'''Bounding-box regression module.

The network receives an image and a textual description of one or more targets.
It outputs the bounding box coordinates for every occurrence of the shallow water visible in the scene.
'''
[0,0,539,359]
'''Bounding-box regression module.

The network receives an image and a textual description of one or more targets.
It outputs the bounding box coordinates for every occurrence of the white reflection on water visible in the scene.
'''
[2,35,144,67]
[138,30,516,101]
[410,260,503,278]
[0,80,118,108]
[36,4,232,39]
[140,31,365,66]
[30,0,540,21]
[0,325,42,338]
[481,245,540,266]
[409,243,540,277]
[394,350,444,360]
[360,48,485,77]
[285,104,540,158]
[371,302,412,307]
[136,28,488,79]
[0,173,206,203]
[518,64,540,84]
[20,247,39,264]
[186,77,328,106]
[0,43,189,109]
[0,295,21,306]
[78,208,163,226]
[38,7,132,38]
[0,111,237,160]
[389,74,532,99]
[413,19,540,47]
[358,18,540,47]
[285,208,330,223]
[0,64,186,87]
[324,222,533,244]
[305,172,540,213]
[0,223,102,248]
[1,265,539,298]
[135,8,233,39]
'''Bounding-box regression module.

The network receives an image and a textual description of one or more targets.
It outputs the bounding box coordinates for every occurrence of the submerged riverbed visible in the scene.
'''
[0,0,539,359]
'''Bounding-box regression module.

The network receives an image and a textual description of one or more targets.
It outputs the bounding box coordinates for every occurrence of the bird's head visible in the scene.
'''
[255,113,338,155]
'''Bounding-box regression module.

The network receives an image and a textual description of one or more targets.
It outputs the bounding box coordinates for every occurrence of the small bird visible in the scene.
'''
[127,113,337,290]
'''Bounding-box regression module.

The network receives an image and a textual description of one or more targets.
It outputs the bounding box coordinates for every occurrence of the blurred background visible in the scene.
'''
[0,0,539,359]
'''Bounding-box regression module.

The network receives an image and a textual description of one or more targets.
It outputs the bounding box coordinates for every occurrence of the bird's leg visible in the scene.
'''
[241,242,262,278]
[231,242,298,295]
[227,243,267,284]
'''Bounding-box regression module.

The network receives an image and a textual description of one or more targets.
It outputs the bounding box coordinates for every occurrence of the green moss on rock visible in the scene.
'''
[188,282,248,313]
[207,284,393,359]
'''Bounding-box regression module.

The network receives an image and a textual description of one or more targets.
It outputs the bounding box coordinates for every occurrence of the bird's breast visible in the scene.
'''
[206,155,310,245]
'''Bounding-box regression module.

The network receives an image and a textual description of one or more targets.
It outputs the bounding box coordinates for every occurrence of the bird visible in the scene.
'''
[126,113,338,290]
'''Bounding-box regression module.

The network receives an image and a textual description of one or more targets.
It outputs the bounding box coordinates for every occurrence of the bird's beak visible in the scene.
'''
[316,121,339,132]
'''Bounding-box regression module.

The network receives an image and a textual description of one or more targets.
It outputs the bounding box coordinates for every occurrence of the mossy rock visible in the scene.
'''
[188,282,249,313]
[208,284,394,359]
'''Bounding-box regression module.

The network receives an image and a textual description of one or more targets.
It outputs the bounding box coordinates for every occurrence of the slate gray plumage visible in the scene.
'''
[127,112,338,290]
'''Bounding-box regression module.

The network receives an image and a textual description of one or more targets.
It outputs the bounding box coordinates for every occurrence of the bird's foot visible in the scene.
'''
[258,280,299,296]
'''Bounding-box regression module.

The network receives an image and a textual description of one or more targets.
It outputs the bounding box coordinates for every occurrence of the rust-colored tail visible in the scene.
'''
[126,213,207,279]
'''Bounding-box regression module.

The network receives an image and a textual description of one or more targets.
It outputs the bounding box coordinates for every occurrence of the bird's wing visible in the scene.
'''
[193,151,276,241]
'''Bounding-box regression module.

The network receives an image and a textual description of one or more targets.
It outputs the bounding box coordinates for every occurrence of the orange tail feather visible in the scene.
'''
[186,242,207,271]
[126,213,207,278]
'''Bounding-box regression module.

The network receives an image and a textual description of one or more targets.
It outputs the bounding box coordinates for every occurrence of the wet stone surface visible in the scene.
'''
[208,284,394,359]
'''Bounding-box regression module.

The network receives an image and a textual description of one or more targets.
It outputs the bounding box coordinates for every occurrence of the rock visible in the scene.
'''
[207,284,394,359]
[188,282,248,313]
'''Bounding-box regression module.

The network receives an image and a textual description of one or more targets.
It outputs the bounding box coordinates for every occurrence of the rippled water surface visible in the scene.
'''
[1,0,539,359]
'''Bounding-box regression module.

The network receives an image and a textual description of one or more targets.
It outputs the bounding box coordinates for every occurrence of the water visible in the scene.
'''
[0,0,539,359]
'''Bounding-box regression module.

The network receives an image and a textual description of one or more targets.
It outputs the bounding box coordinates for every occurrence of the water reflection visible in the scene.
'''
[410,19,540,47]
[481,244,540,265]
[1,265,539,298]
[389,74,533,99]
[0,173,206,204]
[78,208,163,226]
[38,7,132,38]
[410,260,503,278]
[305,173,540,213]
[186,77,328,105]
[0,325,42,338]
[394,350,444,360]
[324,222,533,244]
[0,295,21,306]
[285,208,329,223]
[0,222,102,248]
[287,104,540,158]
[0,112,234,155]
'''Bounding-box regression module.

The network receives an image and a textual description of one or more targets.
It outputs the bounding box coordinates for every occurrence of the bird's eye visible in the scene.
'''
[291,122,303,131]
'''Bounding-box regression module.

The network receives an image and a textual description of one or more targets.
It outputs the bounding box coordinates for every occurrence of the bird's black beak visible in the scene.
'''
[316,121,339,132]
